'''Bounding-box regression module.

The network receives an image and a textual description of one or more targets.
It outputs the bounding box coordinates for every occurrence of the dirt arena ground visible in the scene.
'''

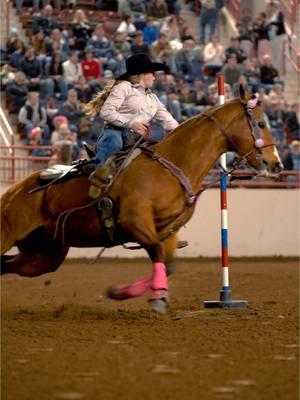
[1,258,299,400]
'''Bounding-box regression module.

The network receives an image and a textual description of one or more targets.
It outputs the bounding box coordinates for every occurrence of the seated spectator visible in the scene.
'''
[154,73,181,121]
[131,31,150,55]
[232,75,250,97]
[203,35,225,77]
[241,7,253,29]
[5,28,25,64]
[81,46,101,83]
[32,29,47,64]
[120,0,146,31]
[179,84,197,118]
[63,51,83,88]
[147,0,169,21]
[260,54,282,92]
[18,91,50,142]
[241,58,260,93]
[176,38,200,80]
[28,126,51,153]
[256,86,269,113]
[112,32,131,76]
[267,83,287,142]
[268,83,288,119]
[58,89,85,130]
[225,37,247,63]
[151,33,175,73]
[235,21,253,58]
[194,79,210,106]
[282,140,300,171]
[5,71,29,113]
[45,51,68,100]
[86,24,116,73]
[45,28,70,62]
[51,121,79,161]
[285,103,300,142]
[75,76,93,103]
[143,17,159,45]
[165,0,181,16]
[116,15,137,37]
[32,5,61,36]
[180,24,196,42]
[19,46,52,99]
[252,11,271,64]
[71,9,92,51]
[160,16,181,43]
[222,54,241,87]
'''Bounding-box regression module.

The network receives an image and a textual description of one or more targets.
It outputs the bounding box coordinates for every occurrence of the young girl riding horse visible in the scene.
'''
[85,53,179,194]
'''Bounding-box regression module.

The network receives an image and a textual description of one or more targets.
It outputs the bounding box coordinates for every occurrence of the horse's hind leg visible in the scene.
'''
[1,247,69,277]
[1,227,69,277]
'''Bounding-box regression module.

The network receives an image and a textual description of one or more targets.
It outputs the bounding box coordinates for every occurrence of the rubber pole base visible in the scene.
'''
[204,289,248,308]
[204,300,248,308]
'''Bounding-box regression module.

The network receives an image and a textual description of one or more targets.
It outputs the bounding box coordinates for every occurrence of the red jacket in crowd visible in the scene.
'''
[81,59,101,81]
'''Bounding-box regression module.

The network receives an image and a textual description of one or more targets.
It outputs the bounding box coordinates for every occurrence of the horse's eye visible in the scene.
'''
[258,121,265,129]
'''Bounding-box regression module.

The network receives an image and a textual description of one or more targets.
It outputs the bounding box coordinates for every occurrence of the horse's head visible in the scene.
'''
[229,85,283,178]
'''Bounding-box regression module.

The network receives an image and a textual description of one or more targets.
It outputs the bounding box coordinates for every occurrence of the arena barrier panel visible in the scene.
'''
[0,146,298,187]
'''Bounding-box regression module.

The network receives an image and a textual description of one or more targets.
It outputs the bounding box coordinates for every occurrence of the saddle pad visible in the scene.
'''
[40,165,75,181]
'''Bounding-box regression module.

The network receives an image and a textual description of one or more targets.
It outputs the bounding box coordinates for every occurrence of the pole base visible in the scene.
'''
[204,288,248,308]
[204,300,248,308]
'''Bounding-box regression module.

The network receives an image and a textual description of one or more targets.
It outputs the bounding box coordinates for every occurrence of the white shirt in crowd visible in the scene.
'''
[62,60,83,84]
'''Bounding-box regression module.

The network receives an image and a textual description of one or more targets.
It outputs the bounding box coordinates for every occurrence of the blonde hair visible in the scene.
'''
[85,75,142,116]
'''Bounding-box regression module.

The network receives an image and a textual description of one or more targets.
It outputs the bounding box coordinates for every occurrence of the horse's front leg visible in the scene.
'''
[108,209,176,313]
[107,234,177,306]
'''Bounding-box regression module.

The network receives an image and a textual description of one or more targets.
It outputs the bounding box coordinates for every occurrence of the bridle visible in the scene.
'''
[202,96,274,165]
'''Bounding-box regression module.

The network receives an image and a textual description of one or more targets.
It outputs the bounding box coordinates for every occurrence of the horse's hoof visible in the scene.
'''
[149,289,169,314]
[149,299,168,314]
[106,284,130,301]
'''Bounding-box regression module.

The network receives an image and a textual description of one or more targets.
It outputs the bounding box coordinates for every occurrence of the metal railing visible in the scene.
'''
[0,145,55,183]
[225,0,240,22]
[0,146,299,188]
[283,37,300,75]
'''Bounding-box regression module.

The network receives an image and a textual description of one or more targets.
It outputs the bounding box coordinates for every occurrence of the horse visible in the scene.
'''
[1,86,283,313]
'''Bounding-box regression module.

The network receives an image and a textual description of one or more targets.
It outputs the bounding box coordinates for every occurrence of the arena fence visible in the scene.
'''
[0,145,299,188]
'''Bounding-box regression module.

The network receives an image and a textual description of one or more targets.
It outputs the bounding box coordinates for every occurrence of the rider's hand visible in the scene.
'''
[129,121,150,136]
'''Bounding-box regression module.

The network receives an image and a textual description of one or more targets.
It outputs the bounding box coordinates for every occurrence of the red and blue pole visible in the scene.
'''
[204,74,247,308]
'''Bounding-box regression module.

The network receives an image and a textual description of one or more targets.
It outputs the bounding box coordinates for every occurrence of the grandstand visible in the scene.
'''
[0,0,299,190]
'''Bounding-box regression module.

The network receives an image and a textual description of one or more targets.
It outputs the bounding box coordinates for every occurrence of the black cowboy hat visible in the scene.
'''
[116,53,169,80]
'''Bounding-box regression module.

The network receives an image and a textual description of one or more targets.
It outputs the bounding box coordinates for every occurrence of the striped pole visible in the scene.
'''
[204,74,247,309]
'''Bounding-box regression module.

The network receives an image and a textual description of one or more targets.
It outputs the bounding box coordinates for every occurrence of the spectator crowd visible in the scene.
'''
[1,0,299,170]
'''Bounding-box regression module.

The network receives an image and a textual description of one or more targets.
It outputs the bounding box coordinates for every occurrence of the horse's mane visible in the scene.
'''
[157,98,242,148]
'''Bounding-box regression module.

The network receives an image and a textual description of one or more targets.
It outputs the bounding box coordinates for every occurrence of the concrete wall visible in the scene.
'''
[68,189,299,258]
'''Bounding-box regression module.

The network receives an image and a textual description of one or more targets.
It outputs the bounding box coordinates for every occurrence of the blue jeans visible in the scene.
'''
[95,127,123,168]
[199,8,218,43]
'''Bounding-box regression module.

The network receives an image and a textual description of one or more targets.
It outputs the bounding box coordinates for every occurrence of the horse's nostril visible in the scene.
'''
[274,162,283,173]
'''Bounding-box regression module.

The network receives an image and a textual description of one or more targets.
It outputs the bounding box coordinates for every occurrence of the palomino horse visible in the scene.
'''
[1,87,282,313]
